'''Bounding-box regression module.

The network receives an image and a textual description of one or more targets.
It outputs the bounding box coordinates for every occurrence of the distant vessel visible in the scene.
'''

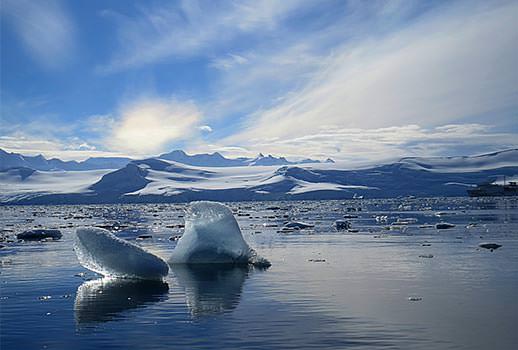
[468,177,518,197]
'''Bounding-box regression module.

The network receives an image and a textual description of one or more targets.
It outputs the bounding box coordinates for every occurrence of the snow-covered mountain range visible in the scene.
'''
[1,148,517,204]
[0,148,325,171]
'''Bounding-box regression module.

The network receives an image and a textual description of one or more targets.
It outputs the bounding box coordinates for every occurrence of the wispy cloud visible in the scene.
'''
[208,124,517,163]
[209,54,249,71]
[1,0,75,69]
[97,0,311,72]
[0,133,125,161]
[223,1,518,158]
[2,1,516,163]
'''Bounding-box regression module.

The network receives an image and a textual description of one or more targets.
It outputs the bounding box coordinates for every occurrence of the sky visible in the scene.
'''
[1,0,517,162]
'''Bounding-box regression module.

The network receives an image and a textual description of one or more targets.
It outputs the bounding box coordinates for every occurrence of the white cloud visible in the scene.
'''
[210,54,249,71]
[107,97,202,155]
[0,98,206,158]
[219,124,517,163]
[1,0,75,68]
[0,133,125,161]
[198,125,213,133]
[223,1,518,159]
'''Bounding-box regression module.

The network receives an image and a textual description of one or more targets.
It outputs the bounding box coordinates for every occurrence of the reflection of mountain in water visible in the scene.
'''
[171,265,251,317]
[74,278,169,325]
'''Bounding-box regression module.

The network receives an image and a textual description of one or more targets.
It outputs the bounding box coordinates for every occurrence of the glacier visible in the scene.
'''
[169,201,270,266]
[74,227,169,280]
[2,149,517,204]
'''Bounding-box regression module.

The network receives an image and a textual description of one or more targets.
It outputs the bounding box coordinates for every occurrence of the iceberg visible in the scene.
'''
[74,227,169,280]
[169,201,270,267]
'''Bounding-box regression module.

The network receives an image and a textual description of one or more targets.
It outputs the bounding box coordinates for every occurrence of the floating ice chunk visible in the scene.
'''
[435,222,455,229]
[335,220,350,231]
[74,227,169,280]
[478,242,502,251]
[17,229,62,241]
[169,201,270,267]
[283,221,314,230]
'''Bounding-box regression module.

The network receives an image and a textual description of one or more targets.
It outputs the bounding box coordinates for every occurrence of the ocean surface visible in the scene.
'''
[1,197,517,349]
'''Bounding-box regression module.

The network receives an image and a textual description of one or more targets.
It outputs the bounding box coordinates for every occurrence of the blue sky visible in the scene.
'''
[1,0,517,162]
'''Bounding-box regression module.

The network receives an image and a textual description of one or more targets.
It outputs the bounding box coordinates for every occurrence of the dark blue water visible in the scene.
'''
[1,198,517,349]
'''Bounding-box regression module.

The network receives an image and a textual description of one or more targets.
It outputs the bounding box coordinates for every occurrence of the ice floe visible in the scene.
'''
[74,227,169,280]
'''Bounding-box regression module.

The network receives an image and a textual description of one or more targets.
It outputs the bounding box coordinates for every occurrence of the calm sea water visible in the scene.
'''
[1,198,517,349]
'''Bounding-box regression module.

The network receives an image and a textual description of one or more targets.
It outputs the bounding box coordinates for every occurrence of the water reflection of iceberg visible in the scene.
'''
[74,277,169,325]
[171,264,251,317]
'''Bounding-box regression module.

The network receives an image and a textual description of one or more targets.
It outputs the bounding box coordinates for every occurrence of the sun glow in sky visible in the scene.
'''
[1,0,517,162]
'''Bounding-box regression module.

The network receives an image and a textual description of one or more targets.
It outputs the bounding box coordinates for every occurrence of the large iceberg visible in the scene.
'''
[169,201,270,266]
[74,227,169,280]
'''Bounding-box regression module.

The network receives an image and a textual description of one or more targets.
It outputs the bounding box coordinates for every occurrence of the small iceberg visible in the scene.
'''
[282,221,314,230]
[479,242,502,251]
[74,227,169,280]
[17,229,62,241]
[169,201,270,267]
[435,222,455,229]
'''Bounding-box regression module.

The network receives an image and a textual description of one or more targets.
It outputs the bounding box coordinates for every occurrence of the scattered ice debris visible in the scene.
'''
[394,218,418,225]
[419,224,434,229]
[74,272,87,278]
[422,243,432,246]
[435,211,455,217]
[17,229,62,241]
[95,222,123,231]
[308,259,326,263]
[343,214,358,219]
[335,220,350,231]
[168,235,182,241]
[348,228,359,233]
[478,243,502,251]
[74,227,169,280]
[408,296,423,302]
[137,234,152,240]
[375,215,388,223]
[283,221,314,230]
[419,254,434,258]
[38,295,52,301]
[435,222,455,229]
[168,201,270,267]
